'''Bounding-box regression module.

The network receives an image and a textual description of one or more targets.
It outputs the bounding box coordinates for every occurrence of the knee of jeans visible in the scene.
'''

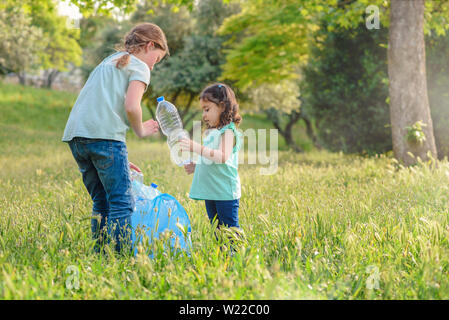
[108,205,133,220]
[108,194,134,219]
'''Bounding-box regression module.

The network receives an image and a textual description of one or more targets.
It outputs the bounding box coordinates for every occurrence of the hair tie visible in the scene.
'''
[218,84,223,88]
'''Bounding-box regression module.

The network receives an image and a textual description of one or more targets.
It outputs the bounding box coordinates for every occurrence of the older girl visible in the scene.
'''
[62,23,169,253]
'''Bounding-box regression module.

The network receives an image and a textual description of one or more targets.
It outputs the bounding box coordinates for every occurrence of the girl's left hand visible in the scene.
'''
[129,161,142,173]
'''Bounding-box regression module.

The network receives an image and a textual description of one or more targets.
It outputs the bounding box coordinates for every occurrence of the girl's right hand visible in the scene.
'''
[141,119,159,137]
[184,162,196,175]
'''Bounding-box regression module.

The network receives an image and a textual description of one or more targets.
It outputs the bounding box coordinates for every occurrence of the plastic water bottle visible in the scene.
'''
[132,181,161,201]
[146,183,161,200]
[130,170,161,201]
[156,96,182,136]
[130,170,144,184]
[156,96,191,166]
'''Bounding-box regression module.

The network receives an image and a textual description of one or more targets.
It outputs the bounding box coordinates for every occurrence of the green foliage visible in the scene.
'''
[69,0,197,15]
[77,15,120,79]
[143,0,239,125]
[132,1,193,55]
[300,17,449,157]
[76,0,236,126]
[69,0,140,16]
[302,23,391,155]
[424,0,449,36]
[24,0,82,71]
[152,35,225,95]
[320,0,449,36]
[0,7,46,76]
[219,0,313,89]
[0,0,82,77]
[405,121,427,146]
[247,80,300,114]
[218,0,449,91]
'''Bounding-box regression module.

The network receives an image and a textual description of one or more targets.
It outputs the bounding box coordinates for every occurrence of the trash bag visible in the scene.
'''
[131,191,192,256]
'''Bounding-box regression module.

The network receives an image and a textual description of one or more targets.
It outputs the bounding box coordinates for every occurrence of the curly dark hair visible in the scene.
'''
[199,83,242,129]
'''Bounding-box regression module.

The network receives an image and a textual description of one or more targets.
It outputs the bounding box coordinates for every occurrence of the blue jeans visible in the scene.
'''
[68,137,134,254]
[205,199,240,228]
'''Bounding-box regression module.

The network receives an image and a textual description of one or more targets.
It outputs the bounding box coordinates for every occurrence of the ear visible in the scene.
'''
[218,101,226,110]
[146,41,155,52]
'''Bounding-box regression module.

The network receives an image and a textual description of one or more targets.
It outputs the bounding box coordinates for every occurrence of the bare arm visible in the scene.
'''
[180,129,235,164]
[125,80,158,138]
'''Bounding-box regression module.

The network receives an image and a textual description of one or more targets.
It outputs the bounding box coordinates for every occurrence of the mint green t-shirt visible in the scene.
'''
[62,51,150,143]
[189,122,242,201]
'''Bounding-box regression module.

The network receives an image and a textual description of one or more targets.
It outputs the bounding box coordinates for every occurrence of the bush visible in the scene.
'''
[302,24,391,155]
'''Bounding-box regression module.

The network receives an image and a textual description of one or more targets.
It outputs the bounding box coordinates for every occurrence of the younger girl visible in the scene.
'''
[180,83,242,234]
[62,23,169,253]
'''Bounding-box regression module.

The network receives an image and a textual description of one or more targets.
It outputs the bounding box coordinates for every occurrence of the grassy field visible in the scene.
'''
[1,81,449,299]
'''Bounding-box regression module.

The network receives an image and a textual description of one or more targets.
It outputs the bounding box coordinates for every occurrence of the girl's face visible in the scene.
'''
[142,42,165,70]
[201,99,223,129]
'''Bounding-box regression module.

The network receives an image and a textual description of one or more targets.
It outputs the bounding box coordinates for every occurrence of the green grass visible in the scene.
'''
[1,81,449,299]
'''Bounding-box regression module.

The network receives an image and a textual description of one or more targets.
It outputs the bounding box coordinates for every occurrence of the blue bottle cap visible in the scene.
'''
[151,183,158,189]
[157,96,165,103]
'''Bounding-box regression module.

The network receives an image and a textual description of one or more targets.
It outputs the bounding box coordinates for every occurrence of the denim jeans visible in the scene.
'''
[68,137,134,254]
[205,199,240,228]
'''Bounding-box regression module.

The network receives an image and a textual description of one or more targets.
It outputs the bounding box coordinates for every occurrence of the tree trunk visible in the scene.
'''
[146,102,155,120]
[299,113,322,150]
[17,72,26,85]
[388,0,437,165]
[186,111,201,136]
[284,109,303,152]
[180,92,196,121]
[171,89,182,105]
[265,108,303,153]
[44,69,60,88]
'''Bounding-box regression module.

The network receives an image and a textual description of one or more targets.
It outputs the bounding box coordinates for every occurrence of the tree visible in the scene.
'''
[69,0,194,16]
[388,0,437,165]
[140,0,239,129]
[28,0,82,88]
[0,0,82,87]
[247,80,304,152]
[218,0,449,162]
[217,0,325,151]
[0,7,47,84]
[302,22,391,154]
[77,14,119,80]
[68,0,449,162]
[132,0,193,56]
[218,0,311,90]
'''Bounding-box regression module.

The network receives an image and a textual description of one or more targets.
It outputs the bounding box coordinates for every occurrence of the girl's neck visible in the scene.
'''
[218,121,232,130]
[210,122,230,130]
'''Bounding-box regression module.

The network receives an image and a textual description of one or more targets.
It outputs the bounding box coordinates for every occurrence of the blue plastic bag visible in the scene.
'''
[131,192,192,256]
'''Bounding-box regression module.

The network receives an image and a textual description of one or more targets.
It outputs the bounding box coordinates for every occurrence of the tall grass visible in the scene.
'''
[1,82,449,299]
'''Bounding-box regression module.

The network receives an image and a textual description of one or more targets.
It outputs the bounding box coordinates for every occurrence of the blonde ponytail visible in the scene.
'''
[115,53,131,69]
